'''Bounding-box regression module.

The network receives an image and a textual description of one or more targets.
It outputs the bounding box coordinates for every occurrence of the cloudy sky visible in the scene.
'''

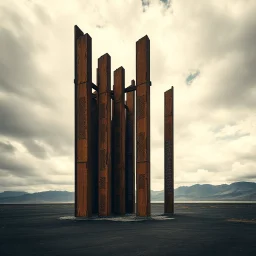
[0,0,256,193]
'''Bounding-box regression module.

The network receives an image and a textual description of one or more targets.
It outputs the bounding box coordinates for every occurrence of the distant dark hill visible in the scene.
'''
[0,182,255,203]
[173,182,256,201]
[0,191,28,198]
[0,191,74,204]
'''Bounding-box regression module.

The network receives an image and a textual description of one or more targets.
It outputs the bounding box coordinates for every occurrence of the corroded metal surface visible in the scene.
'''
[164,87,174,214]
[112,67,126,215]
[74,25,84,217]
[111,96,115,213]
[136,36,151,217]
[98,54,112,216]
[75,28,92,217]
[125,80,135,214]
[91,91,98,214]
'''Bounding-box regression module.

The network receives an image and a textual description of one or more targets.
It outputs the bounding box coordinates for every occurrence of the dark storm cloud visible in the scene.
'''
[0,28,53,107]
[0,5,73,155]
[0,96,73,156]
[0,154,35,177]
[0,141,16,154]
[196,3,256,109]
[22,139,48,159]
[232,173,256,182]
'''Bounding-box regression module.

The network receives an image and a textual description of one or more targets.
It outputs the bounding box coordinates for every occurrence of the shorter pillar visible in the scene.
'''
[164,87,174,214]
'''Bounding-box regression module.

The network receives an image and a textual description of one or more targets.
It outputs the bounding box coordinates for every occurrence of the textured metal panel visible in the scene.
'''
[136,36,150,86]
[111,98,115,213]
[136,162,150,216]
[125,84,135,213]
[98,54,111,217]
[112,67,125,215]
[164,87,174,214]
[76,163,88,216]
[136,36,151,217]
[75,31,92,217]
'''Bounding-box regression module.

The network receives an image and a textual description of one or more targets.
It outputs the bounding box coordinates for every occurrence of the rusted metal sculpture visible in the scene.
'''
[98,54,112,217]
[164,87,174,214]
[136,36,151,217]
[74,25,174,218]
[74,26,93,217]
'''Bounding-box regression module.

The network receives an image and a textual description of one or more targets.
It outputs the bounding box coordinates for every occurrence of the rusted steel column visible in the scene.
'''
[91,91,98,214]
[136,36,151,217]
[164,87,174,214]
[125,80,135,214]
[111,96,115,213]
[98,54,112,216]
[74,25,83,217]
[112,67,126,215]
[74,26,92,217]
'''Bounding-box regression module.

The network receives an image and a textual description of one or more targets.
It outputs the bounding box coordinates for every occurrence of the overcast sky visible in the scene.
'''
[0,0,256,193]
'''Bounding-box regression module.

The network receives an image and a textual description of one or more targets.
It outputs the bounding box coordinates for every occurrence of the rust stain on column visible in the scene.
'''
[75,27,92,217]
[113,67,126,215]
[98,54,112,216]
[164,87,174,214]
[136,36,151,217]
[91,91,98,214]
[125,80,135,214]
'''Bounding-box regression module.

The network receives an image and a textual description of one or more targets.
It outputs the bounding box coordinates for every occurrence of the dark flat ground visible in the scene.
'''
[0,203,255,256]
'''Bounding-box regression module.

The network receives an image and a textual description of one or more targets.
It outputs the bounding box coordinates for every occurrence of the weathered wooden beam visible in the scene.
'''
[136,35,151,217]
[98,54,112,217]
[75,28,93,217]
[164,87,174,214]
[125,79,135,214]
[112,67,126,215]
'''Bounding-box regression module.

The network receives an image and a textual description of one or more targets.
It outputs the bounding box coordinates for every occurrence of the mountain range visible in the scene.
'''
[0,182,255,204]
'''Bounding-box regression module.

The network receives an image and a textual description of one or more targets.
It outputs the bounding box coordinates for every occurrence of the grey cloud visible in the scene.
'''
[0,96,73,156]
[0,155,35,177]
[22,139,49,159]
[216,132,250,141]
[194,3,256,109]
[0,9,54,107]
[0,141,16,154]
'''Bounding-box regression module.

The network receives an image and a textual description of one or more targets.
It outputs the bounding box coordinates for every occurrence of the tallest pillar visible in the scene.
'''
[136,36,151,217]
[74,26,92,217]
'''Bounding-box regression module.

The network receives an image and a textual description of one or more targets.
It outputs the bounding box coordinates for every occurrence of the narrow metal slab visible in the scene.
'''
[136,36,151,217]
[75,28,92,217]
[98,54,112,217]
[164,87,174,214]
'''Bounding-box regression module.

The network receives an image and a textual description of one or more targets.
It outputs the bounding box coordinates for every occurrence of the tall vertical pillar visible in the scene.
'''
[125,80,135,214]
[98,54,112,216]
[136,36,151,217]
[164,87,174,214]
[111,96,115,213]
[91,91,98,214]
[74,27,92,217]
[74,25,83,217]
[112,67,126,215]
